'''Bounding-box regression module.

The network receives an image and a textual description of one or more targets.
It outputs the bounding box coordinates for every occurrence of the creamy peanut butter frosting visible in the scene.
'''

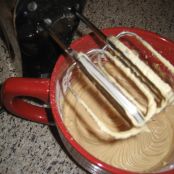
[61,33,174,172]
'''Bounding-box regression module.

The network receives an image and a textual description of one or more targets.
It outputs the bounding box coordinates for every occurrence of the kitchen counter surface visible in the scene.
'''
[1,0,174,174]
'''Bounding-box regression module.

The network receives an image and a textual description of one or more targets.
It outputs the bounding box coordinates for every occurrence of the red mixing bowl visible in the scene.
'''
[1,27,174,174]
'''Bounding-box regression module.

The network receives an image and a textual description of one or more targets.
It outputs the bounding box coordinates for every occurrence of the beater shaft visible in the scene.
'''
[75,10,116,50]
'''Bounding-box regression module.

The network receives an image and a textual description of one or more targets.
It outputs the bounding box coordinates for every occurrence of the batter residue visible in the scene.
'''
[62,61,174,173]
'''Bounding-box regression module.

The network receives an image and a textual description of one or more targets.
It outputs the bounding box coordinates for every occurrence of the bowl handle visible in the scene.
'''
[1,77,51,124]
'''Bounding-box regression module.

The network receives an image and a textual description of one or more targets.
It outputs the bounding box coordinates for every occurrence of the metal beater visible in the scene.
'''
[41,10,174,139]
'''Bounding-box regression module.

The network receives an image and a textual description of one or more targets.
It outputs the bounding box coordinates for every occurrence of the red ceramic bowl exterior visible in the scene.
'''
[50,27,174,174]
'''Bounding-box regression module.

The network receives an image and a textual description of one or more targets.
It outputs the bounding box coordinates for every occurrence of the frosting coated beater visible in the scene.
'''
[42,11,174,139]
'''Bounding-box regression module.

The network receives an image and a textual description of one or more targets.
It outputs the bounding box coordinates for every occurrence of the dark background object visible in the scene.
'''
[16,0,86,77]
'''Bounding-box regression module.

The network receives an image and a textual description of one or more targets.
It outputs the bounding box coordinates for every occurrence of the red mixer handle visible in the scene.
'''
[1,77,50,124]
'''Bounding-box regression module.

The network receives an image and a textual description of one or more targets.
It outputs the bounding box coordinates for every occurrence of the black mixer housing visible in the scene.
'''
[16,0,86,77]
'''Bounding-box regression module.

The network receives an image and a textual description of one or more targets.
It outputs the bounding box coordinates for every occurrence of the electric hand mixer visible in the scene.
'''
[42,10,174,139]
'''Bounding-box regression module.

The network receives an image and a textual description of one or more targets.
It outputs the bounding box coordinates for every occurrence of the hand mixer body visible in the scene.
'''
[15,0,86,77]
